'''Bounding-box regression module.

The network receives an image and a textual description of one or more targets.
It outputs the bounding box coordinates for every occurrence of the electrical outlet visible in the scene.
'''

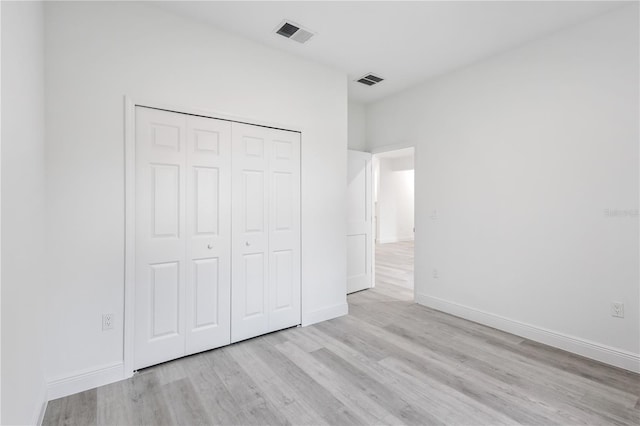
[102,313,114,330]
[433,269,439,279]
[611,302,624,318]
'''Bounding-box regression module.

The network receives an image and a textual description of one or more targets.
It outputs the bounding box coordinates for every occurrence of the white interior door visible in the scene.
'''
[135,107,188,369]
[268,129,301,332]
[134,107,232,369]
[185,115,232,355]
[347,150,373,294]
[231,123,301,342]
[231,123,270,342]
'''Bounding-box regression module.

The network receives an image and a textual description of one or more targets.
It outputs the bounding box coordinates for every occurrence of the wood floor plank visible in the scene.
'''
[518,339,640,395]
[43,389,97,426]
[153,355,188,386]
[330,314,572,424]
[281,325,325,352]
[250,336,367,425]
[379,317,634,424]
[161,377,211,425]
[310,346,446,426]
[275,340,404,425]
[208,346,288,426]
[42,241,640,426]
[98,370,171,426]
[227,340,328,425]
[180,352,245,425]
[96,377,136,425]
[41,398,65,426]
[314,318,396,361]
[301,326,452,425]
[384,318,639,421]
[321,316,551,424]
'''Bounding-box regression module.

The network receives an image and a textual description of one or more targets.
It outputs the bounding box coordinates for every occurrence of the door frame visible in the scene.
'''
[123,96,303,377]
[370,142,417,302]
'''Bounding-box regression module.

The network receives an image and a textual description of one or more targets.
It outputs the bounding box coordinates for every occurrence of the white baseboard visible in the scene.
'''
[302,302,349,326]
[32,383,48,426]
[47,362,125,400]
[45,303,346,400]
[415,293,640,373]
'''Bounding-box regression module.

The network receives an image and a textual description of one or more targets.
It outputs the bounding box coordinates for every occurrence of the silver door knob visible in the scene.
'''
[245,241,251,246]
[207,244,213,249]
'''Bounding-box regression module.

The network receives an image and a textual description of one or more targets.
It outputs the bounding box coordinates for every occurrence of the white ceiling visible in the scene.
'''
[152,1,627,104]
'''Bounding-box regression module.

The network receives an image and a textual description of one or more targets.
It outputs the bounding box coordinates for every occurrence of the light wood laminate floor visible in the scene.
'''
[375,240,414,299]
[44,242,639,425]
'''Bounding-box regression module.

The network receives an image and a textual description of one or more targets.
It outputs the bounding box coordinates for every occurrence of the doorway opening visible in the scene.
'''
[372,147,415,301]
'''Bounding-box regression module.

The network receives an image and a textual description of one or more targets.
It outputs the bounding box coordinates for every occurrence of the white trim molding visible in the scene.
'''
[46,362,125,401]
[302,302,348,327]
[415,293,640,373]
[123,96,136,378]
[32,384,48,426]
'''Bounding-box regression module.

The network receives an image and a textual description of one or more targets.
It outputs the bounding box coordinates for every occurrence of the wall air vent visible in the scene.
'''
[356,73,384,86]
[275,20,315,44]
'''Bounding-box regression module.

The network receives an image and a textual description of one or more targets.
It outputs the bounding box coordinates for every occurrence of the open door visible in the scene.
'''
[347,150,373,294]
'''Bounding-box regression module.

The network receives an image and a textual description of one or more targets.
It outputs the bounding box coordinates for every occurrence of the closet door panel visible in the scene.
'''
[231,123,270,343]
[134,107,187,369]
[185,116,232,354]
[269,130,301,331]
[192,258,219,326]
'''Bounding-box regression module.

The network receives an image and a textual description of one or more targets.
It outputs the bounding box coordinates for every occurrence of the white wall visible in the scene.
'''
[1,1,48,423]
[348,101,366,150]
[376,156,415,244]
[366,5,639,370]
[44,1,347,394]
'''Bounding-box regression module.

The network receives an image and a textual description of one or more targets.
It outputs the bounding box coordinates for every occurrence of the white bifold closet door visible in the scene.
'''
[134,107,232,370]
[231,122,301,343]
[134,107,301,370]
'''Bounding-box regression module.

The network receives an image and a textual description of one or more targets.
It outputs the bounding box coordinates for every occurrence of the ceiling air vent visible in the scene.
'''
[357,73,384,86]
[275,20,315,44]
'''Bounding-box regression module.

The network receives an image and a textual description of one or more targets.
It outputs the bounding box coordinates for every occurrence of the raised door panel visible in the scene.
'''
[242,253,266,317]
[194,167,219,235]
[243,171,266,232]
[152,165,180,238]
[272,249,293,311]
[231,123,269,343]
[134,107,187,369]
[185,116,231,354]
[269,130,301,331]
[192,258,219,328]
[149,262,180,338]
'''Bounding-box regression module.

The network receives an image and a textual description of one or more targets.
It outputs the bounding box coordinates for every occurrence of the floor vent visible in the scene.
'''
[357,73,385,86]
[275,20,314,44]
